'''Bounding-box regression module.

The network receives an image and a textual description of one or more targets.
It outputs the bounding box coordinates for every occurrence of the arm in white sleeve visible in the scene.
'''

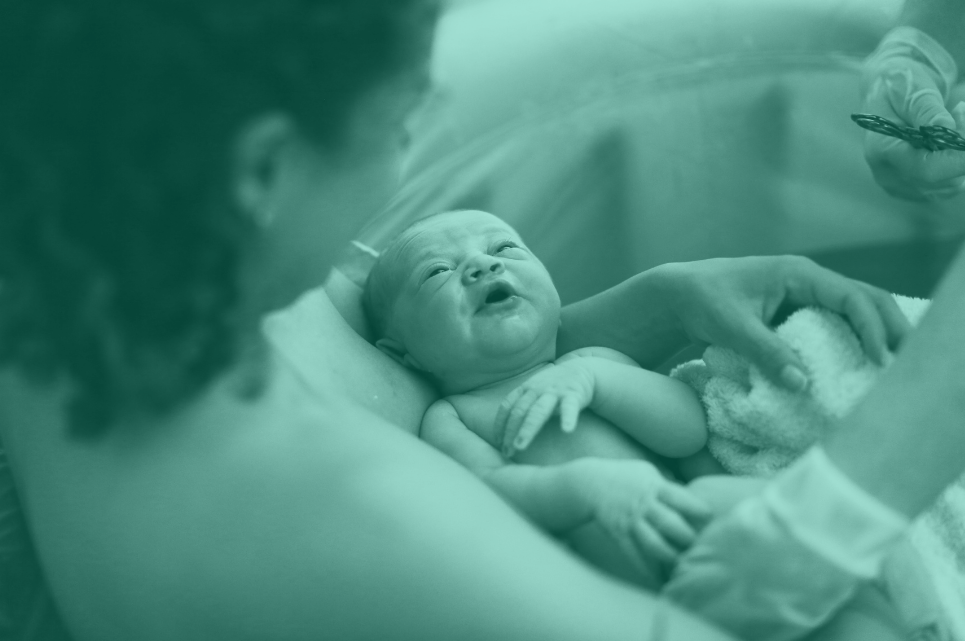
[663,447,908,641]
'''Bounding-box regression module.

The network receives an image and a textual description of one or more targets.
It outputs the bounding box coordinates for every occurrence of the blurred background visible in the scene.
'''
[351,0,965,306]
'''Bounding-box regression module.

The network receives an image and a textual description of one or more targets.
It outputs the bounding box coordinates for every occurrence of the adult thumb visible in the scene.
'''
[953,101,965,131]
[887,68,956,128]
[909,87,956,128]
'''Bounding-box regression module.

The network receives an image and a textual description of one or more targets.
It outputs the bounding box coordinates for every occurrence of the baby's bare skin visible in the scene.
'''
[445,363,662,469]
[444,356,714,589]
[367,210,741,587]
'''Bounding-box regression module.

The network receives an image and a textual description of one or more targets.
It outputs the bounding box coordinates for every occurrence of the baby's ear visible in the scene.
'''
[375,337,427,372]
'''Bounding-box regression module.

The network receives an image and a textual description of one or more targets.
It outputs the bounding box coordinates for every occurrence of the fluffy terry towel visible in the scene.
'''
[671,294,965,639]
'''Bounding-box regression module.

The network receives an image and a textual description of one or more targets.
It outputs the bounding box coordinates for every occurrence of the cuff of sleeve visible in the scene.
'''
[764,447,909,579]
[871,26,959,97]
[663,448,909,641]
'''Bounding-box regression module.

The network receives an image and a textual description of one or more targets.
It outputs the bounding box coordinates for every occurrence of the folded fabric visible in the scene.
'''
[671,294,964,640]
[671,294,930,477]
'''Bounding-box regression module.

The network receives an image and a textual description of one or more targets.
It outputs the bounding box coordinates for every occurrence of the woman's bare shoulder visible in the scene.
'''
[263,286,438,435]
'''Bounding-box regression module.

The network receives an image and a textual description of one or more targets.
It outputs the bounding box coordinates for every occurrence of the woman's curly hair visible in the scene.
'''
[0,0,435,438]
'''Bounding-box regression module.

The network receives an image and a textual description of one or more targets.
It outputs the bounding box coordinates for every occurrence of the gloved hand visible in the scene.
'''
[861,27,965,201]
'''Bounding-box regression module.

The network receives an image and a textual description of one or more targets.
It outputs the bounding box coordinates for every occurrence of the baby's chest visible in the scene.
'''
[448,394,657,466]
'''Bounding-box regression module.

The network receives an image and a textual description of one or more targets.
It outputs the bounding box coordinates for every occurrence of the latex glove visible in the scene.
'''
[861,27,965,201]
[663,448,908,641]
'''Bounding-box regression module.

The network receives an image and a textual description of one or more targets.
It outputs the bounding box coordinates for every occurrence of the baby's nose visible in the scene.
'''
[463,255,504,283]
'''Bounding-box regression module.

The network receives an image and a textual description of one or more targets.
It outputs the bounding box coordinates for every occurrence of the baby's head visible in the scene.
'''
[364,210,561,392]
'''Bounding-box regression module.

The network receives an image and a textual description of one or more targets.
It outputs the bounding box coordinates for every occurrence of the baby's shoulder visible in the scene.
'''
[555,346,640,367]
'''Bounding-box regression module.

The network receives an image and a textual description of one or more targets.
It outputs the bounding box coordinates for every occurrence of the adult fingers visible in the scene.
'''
[870,288,912,352]
[559,395,581,433]
[718,313,809,392]
[953,101,965,132]
[865,72,965,196]
[789,265,892,365]
[897,75,955,129]
[837,288,889,365]
[514,393,558,452]
[872,66,955,129]
[659,483,714,531]
[874,137,965,190]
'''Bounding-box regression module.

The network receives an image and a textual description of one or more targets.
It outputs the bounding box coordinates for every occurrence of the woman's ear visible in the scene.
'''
[232,112,299,227]
[375,337,426,372]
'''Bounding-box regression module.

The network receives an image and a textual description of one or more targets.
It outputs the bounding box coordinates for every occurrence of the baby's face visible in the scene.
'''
[385,210,561,383]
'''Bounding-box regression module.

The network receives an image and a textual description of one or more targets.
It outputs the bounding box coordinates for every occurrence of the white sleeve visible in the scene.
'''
[663,447,908,641]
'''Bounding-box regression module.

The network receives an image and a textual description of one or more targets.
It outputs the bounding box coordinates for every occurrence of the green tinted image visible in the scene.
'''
[1,1,964,640]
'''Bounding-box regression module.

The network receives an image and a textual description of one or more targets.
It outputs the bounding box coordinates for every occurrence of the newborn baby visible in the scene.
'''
[363,209,749,588]
[362,210,927,638]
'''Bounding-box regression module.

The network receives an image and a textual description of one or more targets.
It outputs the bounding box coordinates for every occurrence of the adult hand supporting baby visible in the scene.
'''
[860,25,965,201]
[663,257,911,390]
[665,238,965,640]
[558,256,910,391]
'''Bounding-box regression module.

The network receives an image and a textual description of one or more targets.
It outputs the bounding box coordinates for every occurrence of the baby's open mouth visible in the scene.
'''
[485,288,511,304]
[478,281,518,311]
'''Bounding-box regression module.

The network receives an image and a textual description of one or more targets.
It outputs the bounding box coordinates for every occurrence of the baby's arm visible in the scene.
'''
[422,399,598,534]
[422,399,711,570]
[579,351,708,457]
[501,349,707,459]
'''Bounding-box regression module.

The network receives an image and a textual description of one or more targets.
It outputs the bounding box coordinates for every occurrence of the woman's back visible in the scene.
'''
[0,287,699,641]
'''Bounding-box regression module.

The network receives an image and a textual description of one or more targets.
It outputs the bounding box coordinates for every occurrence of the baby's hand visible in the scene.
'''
[496,361,595,457]
[583,459,713,581]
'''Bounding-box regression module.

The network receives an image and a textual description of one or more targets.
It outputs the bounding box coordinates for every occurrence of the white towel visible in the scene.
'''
[671,294,964,640]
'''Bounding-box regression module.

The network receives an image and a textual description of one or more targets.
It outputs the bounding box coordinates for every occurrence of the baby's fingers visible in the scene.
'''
[513,393,559,452]
[613,532,667,586]
[560,395,581,433]
[649,503,698,551]
[495,387,526,438]
[632,521,678,568]
[659,484,714,531]
[500,389,539,455]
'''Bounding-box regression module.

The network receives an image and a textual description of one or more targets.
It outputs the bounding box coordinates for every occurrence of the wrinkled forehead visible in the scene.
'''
[392,210,521,270]
[368,211,522,331]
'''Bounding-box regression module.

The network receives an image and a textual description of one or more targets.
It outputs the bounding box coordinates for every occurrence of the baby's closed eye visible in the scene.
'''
[492,240,523,255]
